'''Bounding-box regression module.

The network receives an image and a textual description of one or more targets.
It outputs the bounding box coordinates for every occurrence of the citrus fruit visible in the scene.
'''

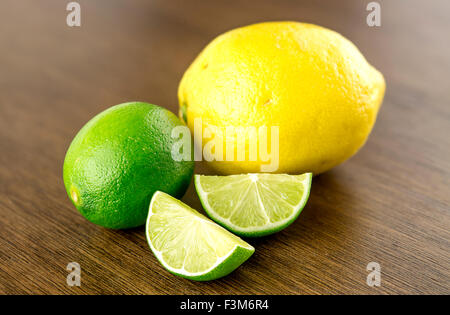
[146,191,254,281]
[63,102,194,229]
[195,173,312,237]
[178,22,385,174]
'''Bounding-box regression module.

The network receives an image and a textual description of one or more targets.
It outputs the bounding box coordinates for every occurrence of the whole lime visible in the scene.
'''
[63,102,194,229]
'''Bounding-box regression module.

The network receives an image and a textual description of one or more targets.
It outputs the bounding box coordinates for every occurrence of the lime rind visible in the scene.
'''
[195,173,312,237]
[145,191,254,281]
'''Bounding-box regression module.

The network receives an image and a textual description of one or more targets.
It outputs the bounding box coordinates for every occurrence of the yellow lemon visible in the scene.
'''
[178,22,385,174]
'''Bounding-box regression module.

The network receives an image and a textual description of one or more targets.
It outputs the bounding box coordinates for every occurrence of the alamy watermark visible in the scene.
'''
[171,118,280,172]
[66,2,81,27]
[366,262,381,287]
[366,2,381,27]
[66,262,81,286]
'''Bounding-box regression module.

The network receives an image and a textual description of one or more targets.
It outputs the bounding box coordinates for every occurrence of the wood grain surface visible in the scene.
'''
[0,0,449,294]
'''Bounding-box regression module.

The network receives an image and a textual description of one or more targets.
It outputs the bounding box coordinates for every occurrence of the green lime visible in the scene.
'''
[63,102,194,229]
[146,191,254,281]
[195,173,312,237]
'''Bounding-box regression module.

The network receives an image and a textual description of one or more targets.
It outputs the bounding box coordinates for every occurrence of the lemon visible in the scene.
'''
[178,22,385,174]
[63,102,194,229]
[195,173,312,237]
[146,191,254,281]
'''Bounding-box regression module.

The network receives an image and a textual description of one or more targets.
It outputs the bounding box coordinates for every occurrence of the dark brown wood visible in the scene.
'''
[0,0,449,294]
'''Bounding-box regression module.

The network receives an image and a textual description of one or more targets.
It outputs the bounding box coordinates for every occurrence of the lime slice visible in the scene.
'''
[146,191,255,281]
[195,173,312,237]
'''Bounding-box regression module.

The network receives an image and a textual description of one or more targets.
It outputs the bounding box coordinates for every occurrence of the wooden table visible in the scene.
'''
[0,0,449,295]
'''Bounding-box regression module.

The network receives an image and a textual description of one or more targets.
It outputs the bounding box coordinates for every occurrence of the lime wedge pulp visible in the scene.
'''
[145,191,255,281]
[195,173,312,237]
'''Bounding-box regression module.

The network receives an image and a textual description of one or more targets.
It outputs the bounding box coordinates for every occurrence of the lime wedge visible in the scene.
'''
[146,191,255,281]
[195,173,312,237]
